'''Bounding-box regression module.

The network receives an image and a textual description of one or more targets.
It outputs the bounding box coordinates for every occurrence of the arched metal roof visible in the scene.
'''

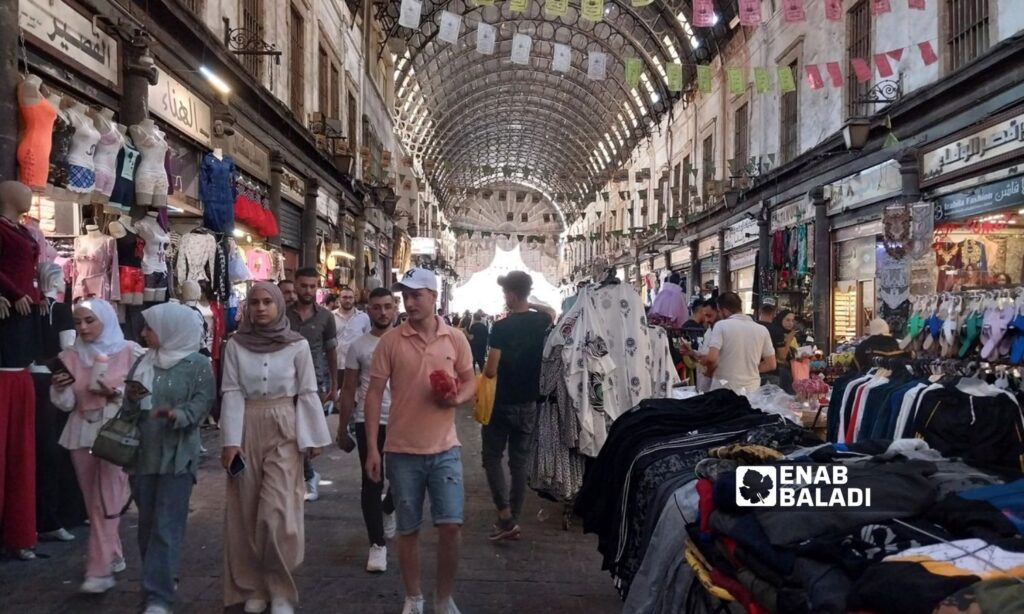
[382,0,735,224]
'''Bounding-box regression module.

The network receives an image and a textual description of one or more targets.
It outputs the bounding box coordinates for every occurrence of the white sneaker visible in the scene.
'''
[80,576,116,594]
[111,557,127,573]
[304,471,320,502]
[270,598,294,614]
[366,544,387,572]
[243,599,267,613]
[383,512,397,539]
[402,596,425,614]
[143,605,171,614]
[39,528,75,542]
[435,596,462,614]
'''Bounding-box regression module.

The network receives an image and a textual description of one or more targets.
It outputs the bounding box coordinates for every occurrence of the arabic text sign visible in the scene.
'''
[922,109,1024,184]
[938,175,1024,221]
[150,67,212,147]
[20,0,119,87]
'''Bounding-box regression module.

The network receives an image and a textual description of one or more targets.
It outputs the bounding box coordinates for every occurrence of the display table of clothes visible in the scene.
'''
[573,389,1024,614]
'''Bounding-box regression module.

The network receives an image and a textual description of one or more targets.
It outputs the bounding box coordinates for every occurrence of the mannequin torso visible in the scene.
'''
[92,112,125,198]
[17,76,58,189]
[48,96,75,188]
[65,103,101,193]
[130,120,170,207]
[135,212,169,274]
[108,136,141,211]
[72,225,120,301]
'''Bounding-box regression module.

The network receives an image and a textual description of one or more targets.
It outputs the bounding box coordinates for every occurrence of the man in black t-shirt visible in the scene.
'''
[482,271,554,541]
[468,311,489,372]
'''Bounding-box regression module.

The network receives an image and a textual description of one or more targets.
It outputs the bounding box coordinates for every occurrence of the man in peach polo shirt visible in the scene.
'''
[363,267,477,614]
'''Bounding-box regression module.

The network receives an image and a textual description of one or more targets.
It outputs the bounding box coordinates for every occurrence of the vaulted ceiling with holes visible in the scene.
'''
[383,0,737,270]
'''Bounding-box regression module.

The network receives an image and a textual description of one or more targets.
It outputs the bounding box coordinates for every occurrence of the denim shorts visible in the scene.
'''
[385,447,464,535]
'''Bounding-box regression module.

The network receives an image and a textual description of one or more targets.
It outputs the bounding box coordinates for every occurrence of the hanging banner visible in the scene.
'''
[887,48,904,62]
[399,0,422,29]
[738,0,762,26]
[692,0,715,27]
[826,62,844,88]
[778,65,796,92]
[824,0,843,20]
[511,33,531,64]
[625,57,642,89]
[552,43,571,73]
[668,62,684,92]
[877,244,910,309]
[727,67,744,95]
[805,65,824,90]
[476,22,495,55]
[919,41,938,66]
[909,0,926,8]
[438,11,461,44]
[581,0,603,22]
[753,66,771,93]
[874,53,894,78]
[695,64,711,93]
[870,0,892,15]
[509,0,528,12]
[588,51,607,81]
[782,0,806,22]
[852,57,872,82]
[546,0,568,17]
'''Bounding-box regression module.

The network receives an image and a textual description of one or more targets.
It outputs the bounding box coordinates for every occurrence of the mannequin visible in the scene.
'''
[199,149,237,232]
[181,280,214,355]
[129,119,169,208]
[135,211,169,303]
[108,132,141,212]
[47,95,76,189]
[72,224,120,302]
[17,75,58,190]
[109,215,143,305]
[0,180,40,559]
[91,110,125,200]
[64,102,101,194]
[213,147,224,160]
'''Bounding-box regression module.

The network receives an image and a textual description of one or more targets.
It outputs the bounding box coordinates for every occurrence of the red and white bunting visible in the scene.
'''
[805,64,824,90]
[870,0,892,15]
[919,41,939,65]
[851,57,872,83]
[874,53,894,78]
[826,62,844,88]
[824,0,843,21]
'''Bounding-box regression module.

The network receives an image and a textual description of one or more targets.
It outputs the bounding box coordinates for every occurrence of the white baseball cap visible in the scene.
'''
[392,267,439,292]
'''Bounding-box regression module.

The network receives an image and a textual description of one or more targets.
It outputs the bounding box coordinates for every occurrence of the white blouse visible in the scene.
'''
[219,338,332,451]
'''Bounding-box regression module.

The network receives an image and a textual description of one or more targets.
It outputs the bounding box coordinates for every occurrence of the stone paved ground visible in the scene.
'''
[0,412,622,614]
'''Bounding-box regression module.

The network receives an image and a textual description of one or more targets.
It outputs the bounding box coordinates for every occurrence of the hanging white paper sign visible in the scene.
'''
[552,43,571,73]
[399,0,422,29]
[588,51,607,80]
[476,22,496,55]
[511,33,532,65]
[438,11,461,44]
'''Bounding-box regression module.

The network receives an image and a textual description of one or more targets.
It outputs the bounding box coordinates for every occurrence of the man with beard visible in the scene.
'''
[338,287,398,572]
[287,268,338,502]
[279,279,298,310]
[333,285,371,377]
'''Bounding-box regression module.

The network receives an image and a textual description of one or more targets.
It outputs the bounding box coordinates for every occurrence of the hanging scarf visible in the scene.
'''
[133,303,203,410]
[232,281,305,353]
[71,298,128,367]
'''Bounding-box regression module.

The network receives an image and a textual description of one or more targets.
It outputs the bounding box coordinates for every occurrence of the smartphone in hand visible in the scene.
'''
[45,357,76,383]
[227,453,246,477]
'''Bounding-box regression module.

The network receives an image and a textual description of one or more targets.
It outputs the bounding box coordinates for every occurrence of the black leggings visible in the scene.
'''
[356,423,395,546]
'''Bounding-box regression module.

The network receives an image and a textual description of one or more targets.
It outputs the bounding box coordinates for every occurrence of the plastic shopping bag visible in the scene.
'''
[474,374,496,425]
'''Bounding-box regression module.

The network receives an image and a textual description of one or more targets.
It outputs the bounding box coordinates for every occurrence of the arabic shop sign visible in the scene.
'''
[149,66,212,147]
[280,167,306,205]
[228,128,270,181]
[20,0,119,88]
[937,175,1024,221]
[922,107,1024,185]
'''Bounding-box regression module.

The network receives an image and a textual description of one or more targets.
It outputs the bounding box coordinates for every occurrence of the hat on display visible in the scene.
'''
[869,318,891,336]
[392,267,439,292]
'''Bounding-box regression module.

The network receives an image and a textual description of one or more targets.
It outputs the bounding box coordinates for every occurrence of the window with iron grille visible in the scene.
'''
[780,60,799,163]
[289,5,305,119]
[330,64,340,120]
[847,0,871,117]
[681,154,691,215]
[733,103,749,178]
[347,92,358,147]
[240,0,264,80]
[318,46,329,118]
[701,134,715,180]
[946,0,991,72]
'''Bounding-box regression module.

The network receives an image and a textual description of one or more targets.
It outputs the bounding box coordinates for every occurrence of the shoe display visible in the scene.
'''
[270,598,294,614]
[304,471,321,502]
[39,528,75,542]
[366,544,387,572]
[243,598,268,613]
[401,595,425,614]
[488,522,522,541]
[383,512,397,540]
[79,576,116,594]
[111,557,127,573]
[143,604,171,614]
[435,596,463,614]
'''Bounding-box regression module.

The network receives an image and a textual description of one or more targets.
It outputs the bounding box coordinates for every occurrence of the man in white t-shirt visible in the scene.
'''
[702,292,776,393]
[333,285,371,372]
[338,287,395,573]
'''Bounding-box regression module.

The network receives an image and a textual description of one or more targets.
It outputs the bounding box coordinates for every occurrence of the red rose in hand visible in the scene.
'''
[429,369,459,404]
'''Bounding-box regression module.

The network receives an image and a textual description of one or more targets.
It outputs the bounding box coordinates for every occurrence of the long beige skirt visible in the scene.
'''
[224,398,305,606]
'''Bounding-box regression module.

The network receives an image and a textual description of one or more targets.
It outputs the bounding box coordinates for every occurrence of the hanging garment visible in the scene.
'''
[17,96,58,189]
[176,231,217,284]
[91,128,125,198]
[648,281,689,328]
[108,138,141,212]
[771,230,785,268]
[796,224,809,276]
[199,154,238,232]
[47,110,75,188]
[72,234,120,302]
[135,217,169,275]
[65,108,100,194]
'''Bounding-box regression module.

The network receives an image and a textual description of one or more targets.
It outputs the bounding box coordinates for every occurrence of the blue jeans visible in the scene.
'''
[385,447,464,535]
[130,474,194,608]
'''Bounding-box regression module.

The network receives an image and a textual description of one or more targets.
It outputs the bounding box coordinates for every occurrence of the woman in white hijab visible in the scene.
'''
[125,303,215,614]
[50,298,144,593]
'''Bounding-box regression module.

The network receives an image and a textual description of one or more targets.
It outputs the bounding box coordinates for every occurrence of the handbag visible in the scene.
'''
[91,403,141,468]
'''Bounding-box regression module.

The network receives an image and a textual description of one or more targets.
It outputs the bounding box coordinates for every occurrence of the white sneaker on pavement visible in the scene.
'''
[39,528,75,542]
[143,604,171,614]
[383,512,397,540]
[402,595,425,614]
[243,598,267,613]
[270,598,294,614]
[111,557,127,573]
[435,596,462,614]
[79,576,116,594]
[366,544,387,572]
[304,471,320,502]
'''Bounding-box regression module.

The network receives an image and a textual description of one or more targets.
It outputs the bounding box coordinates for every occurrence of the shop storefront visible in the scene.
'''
[278,166,305,265]
[832,226,880,343]
[697,236,718,294]
[723,216,758,310]
[766,198,814,315]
